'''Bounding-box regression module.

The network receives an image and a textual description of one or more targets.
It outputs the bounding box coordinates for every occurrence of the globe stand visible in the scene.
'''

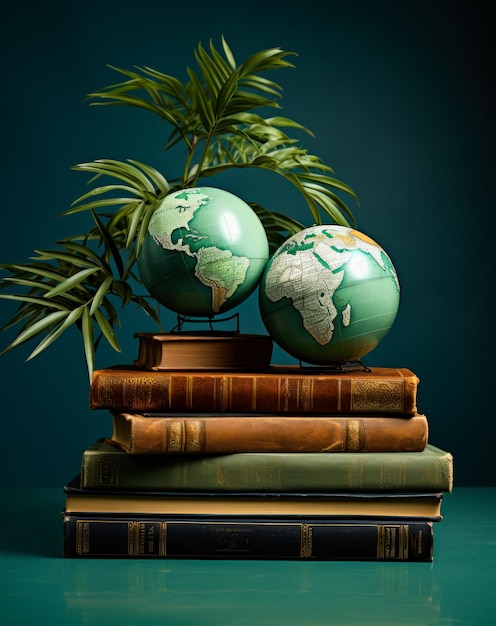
[298,359,372,373]
[170,313,241,336]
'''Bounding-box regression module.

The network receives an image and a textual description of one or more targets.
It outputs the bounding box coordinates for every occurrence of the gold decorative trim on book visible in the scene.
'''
[350,379,405,412]
[346,420,362,452]
[166,420,205,453]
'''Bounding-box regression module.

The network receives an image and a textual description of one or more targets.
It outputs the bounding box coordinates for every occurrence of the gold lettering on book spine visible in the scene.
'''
[76,520,91,555]
[97,457,118,486]
[299,378,312,412]
[186,376,193,411]
[251,377,257,411]
[137,377,164,409]
[379,524,404,559]
[278,378,289,411]
[377,524,385,559]
[137,522,146,555]
[167,421,184,452]
[160,522,167,556]
[346,420,362,451]
[128,522,135,555]
[300,524,312,558]
[100,375,170,410]
[185,420,204,452]
[300,524,307,558]
[166,420,204,452]
[400,525,409,560]
[216,376,230,411]
[351,380,404,412]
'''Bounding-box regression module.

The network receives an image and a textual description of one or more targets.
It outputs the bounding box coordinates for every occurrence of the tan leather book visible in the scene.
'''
[133,332,273,371]
[90,365,419,414]
[108,411,429,454]
[64,476,444,519]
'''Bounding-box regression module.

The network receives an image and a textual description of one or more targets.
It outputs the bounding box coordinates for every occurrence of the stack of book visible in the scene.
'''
[62,334,453,561]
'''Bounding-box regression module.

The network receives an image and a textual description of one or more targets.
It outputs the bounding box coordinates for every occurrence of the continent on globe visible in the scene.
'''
[259,225,400,365]
[138,187,269,317]
[194,246,250,313]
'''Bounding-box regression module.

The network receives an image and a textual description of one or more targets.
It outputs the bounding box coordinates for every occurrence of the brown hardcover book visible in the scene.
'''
[90,365,419,415]
[109,411,429,454]
[134,332,273,371]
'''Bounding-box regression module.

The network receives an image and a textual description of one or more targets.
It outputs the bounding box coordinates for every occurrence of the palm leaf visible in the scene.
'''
[128,160,170,195]
[90,210,125,279]
[0,38,360,377]
[94,309,121,353]
[89,276,113,316]
[81,305,95,380]
[43,267,100,298]
[1,310,70,354]
[26,307,84,361]
[0,294,70,310]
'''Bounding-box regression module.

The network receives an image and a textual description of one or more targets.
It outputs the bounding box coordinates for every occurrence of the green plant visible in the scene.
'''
[0,38,359,380]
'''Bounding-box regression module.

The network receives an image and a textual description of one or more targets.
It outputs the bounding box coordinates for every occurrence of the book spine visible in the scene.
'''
[111,412,428,454]
[90,368,418,414]
[81,446,453,492]
[133,333,274,371]
[62,514,433,561]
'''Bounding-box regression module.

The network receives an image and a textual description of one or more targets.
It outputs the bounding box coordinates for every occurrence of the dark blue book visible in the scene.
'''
[62,512,434,561]
[62,475,441,561]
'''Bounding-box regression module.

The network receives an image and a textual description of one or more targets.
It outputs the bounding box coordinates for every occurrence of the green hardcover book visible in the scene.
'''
[80,440,453,493]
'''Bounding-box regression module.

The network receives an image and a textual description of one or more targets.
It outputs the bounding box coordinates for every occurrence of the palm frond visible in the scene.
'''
[1,37,360,378]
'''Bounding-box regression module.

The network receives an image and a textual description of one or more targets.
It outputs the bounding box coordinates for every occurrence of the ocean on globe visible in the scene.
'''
[138,187,269,317]
[259,224,400,365]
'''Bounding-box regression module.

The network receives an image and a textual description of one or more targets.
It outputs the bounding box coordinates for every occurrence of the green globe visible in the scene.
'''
[138,187,269,317]
[259,225,400,365]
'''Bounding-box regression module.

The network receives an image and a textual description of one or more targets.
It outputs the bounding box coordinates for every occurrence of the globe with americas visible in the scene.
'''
[259,224,400,365]
[137,187,269,317]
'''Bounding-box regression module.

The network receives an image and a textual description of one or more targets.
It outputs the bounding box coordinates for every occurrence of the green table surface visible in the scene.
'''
[1,487,495,625]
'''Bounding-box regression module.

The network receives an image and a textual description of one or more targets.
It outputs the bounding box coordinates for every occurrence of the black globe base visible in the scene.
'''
[298,359,372,373]
[170,312,241,336]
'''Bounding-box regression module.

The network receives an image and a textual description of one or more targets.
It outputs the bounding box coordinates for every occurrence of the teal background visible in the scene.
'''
[1,0,493,487]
